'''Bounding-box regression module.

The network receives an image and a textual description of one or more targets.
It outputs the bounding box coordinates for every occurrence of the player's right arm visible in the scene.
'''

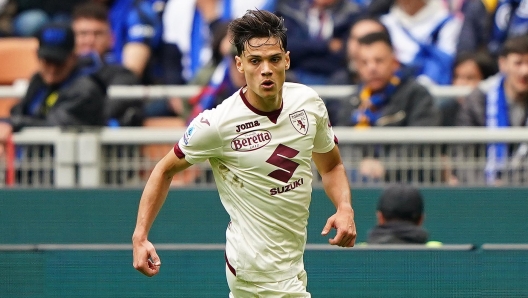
[132,110,222,277]
[132,150,192,277]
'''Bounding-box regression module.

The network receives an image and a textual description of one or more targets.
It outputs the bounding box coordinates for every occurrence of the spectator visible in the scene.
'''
[161,0,277,85]
[350,0,372,9]
[452,51,498,88]
[365,0,393,17]
[276,0,361,85]
[337,32,439,181]
[336,32,439,127]
[0,23,106,141]
[0,0,16,36]
[440,51,498,127]
[12,0,85,37]
[380,0,462,85]
[72,2,113,60]
[326,16,388,124]
[146,22,246,122]
[367,183,428,244]
[186,30,246,123]
[332,16,389,86]
[456,35,528,185]
[489,0,528,56]
[72,2,143,126]
[91,0,163,83]
[145,9,232,119]
[456,0,495,54]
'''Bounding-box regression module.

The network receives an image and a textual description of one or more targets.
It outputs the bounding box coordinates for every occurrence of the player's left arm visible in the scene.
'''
[313,145,357,247]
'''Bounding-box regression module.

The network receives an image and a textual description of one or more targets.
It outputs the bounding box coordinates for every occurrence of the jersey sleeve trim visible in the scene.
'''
[173,143,185,159]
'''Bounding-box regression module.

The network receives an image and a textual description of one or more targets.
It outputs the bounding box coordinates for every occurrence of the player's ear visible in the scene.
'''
[285,51,291,70]
[235,56,244,73]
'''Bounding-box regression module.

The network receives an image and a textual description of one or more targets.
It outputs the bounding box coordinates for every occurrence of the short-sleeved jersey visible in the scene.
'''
[176,82,336,282]
[109,0,162,64]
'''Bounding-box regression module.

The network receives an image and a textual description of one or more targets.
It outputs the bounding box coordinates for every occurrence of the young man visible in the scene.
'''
[89,0,162,82]
[132,9,356,297]
[72,2,143,127]
[345,17,389,84]
[275,0,361,85]
[339,32,439,181]
[72,2,113,60]
[338,31,439,127]
[0,23,106,134]
[380,0,462,84]
[456,35,528,185]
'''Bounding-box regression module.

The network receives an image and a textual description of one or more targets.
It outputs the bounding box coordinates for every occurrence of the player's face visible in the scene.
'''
[357,41,399,92]
[72,18,112,56]
[235,37,290,103]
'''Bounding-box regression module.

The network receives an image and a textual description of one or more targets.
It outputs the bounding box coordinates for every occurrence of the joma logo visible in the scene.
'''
[236,120,260,132]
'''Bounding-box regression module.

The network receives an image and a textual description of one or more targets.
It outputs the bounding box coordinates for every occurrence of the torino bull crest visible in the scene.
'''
[289,110,309,135]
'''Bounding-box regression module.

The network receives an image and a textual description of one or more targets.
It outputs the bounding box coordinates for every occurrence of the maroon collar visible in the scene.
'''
[239,88,282,124]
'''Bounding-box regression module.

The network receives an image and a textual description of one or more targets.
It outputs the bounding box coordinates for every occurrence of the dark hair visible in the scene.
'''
[357,31,392,50]
[454,51,498,80]
[72,2,109,23]
[350,16,390,37]
[228,9,287,56]
[377,184,424,224]
[499,34,528,57]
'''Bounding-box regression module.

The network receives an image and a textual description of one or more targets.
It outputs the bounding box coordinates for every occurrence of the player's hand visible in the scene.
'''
[321,206,356,247]
[132,238,161,277]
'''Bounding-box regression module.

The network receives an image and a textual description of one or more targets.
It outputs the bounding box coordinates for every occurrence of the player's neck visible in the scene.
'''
[244,87,283,112]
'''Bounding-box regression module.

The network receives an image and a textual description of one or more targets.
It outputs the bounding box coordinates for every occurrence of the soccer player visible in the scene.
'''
[132,9,357,297]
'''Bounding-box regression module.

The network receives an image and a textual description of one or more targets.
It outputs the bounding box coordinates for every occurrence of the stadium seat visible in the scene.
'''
[142,117,201,186]
[0,38,39,117]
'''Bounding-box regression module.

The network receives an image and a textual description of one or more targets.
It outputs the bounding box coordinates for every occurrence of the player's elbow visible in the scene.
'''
[156,151,191,180]
[151,155,177,181]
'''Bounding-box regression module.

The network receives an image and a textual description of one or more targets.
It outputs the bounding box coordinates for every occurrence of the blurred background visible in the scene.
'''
[0,0,527,297]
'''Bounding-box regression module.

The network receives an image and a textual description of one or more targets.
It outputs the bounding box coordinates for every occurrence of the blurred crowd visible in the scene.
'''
[0,0,526,126]
[0,0,527,186]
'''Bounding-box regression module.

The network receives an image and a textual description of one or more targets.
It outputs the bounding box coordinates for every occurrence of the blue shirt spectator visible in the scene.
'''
[276,0,361,85]
[489,0,528,55]
[105,0,162,82]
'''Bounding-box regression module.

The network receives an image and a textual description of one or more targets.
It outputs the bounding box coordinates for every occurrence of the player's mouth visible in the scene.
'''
[261,80,275,90]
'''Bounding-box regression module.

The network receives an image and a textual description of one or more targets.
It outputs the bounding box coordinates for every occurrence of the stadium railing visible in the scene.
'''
[2,126,528,188]
[0,83,474,101]
[2,83,526,187]
[4,128,76,188]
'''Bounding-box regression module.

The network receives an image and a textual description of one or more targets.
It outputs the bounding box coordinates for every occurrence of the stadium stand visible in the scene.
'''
[0,38,38,117]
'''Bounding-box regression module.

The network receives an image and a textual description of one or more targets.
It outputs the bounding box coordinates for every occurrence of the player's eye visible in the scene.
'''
[250,59,259,65]
[271,57,280,63]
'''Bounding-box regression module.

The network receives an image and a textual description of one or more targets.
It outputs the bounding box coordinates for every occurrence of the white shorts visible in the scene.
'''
[226,265,311,298]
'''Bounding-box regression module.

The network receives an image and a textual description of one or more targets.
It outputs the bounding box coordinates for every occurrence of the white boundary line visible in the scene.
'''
[0,243,475,251]
[481,244,528,250]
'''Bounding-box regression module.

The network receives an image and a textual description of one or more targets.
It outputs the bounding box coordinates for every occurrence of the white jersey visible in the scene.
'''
[176,82,336,282]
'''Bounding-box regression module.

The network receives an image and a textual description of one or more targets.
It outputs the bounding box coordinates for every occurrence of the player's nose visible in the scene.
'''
[261,61,272,76]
